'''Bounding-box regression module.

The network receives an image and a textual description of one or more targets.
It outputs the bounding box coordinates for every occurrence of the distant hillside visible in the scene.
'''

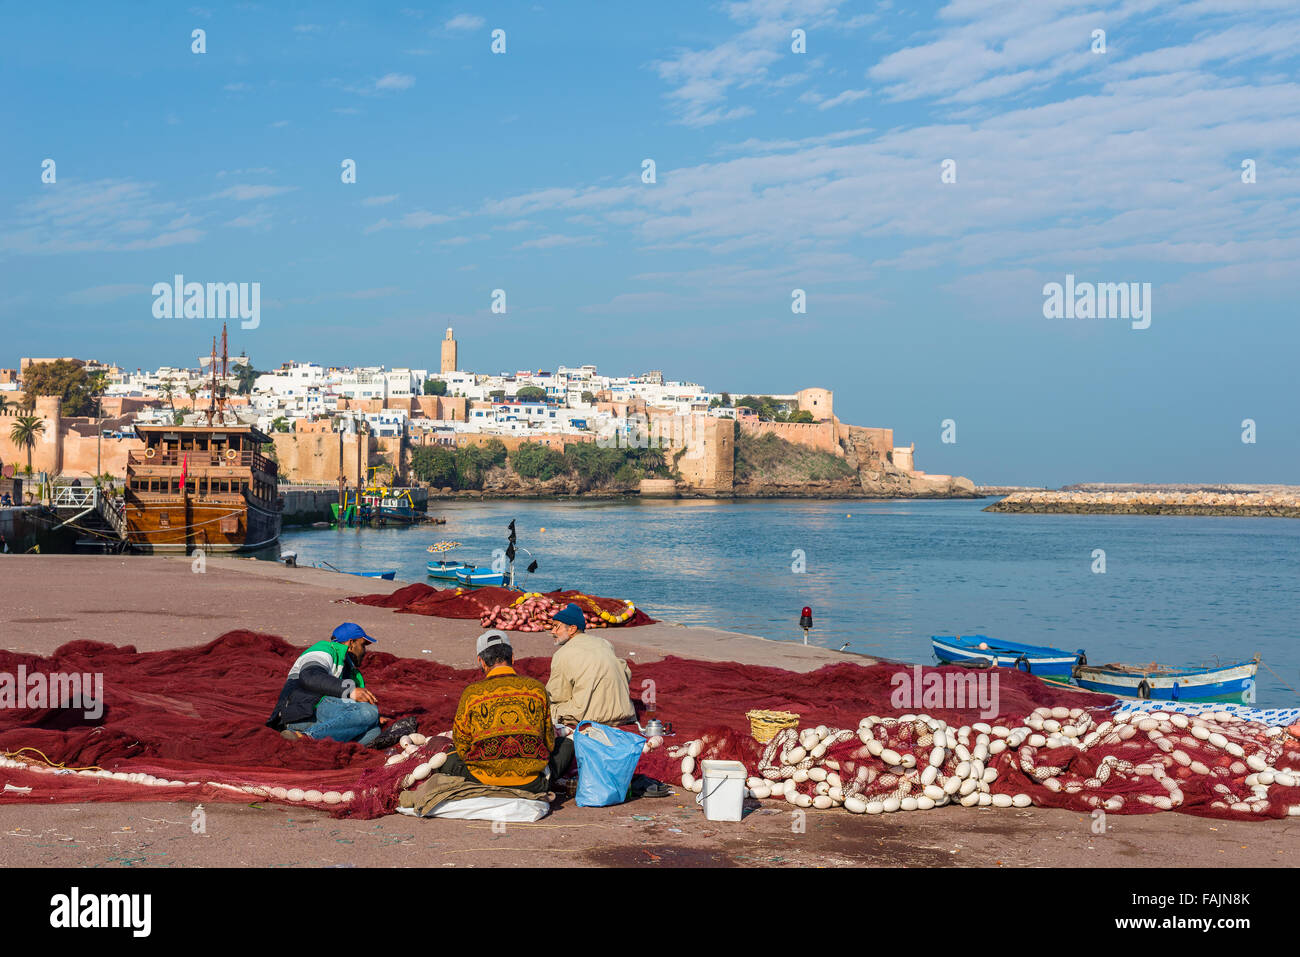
[734,431,857,484]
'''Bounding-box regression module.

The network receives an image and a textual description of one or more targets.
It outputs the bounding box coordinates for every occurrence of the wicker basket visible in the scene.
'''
[746,709,801,743]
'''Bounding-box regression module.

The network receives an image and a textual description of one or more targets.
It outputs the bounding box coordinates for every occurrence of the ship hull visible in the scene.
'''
[124,496,282,554]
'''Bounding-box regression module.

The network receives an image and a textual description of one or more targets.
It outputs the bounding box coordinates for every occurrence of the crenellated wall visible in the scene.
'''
[739,419,843,455]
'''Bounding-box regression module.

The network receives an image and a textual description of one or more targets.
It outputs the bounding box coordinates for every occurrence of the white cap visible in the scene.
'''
[476,629,511,656]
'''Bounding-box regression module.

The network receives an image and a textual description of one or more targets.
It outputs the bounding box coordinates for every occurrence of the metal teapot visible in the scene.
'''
[641,718,673,737]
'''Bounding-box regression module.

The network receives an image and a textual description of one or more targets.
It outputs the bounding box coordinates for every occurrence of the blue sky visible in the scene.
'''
[1,0,1298,485]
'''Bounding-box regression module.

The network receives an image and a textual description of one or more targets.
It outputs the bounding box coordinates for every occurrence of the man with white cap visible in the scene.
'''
[438,629,571,794]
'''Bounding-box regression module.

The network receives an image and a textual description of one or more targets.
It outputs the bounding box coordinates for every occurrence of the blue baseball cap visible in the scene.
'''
[550,603,586,632]
[331,622,376,644]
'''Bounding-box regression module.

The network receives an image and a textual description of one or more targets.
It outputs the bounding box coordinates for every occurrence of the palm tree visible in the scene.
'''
[88,371,108,419]
[186,386,199,411]
[0,394,9,414]
[9,415,45,474]
[160,381,176,412]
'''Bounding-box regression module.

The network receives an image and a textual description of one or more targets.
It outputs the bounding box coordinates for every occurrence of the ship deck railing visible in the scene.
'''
[126,449,277,474]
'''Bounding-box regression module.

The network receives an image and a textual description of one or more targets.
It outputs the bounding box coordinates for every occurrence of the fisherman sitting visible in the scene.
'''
[546,602,635,729]
[267,622,414,749]
[438,630,570,794]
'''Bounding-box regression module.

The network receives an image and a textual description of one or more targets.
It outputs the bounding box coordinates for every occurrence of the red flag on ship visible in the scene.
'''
[179,453,188,494]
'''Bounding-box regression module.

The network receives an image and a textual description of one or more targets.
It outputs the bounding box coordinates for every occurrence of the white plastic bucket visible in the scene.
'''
[699,759,747,822]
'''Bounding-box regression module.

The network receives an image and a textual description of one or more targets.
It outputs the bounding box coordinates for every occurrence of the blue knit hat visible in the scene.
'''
[551,603,586,632]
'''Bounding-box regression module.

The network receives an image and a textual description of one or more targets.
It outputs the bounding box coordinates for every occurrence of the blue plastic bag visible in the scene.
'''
[572,721,645,807]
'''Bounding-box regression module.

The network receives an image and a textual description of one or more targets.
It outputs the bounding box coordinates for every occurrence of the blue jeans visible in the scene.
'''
[288,696,381,746]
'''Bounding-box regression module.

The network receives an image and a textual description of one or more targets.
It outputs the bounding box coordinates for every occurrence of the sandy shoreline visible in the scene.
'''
[1,554,1296,868]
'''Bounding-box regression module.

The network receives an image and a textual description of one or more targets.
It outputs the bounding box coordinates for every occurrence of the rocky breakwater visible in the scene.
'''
[985,489,1300,518]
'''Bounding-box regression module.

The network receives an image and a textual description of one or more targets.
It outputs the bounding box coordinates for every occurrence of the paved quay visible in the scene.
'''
[1,554,1296,868]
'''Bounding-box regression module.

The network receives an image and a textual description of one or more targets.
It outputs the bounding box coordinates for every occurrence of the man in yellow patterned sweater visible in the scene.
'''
[441,630,567,795]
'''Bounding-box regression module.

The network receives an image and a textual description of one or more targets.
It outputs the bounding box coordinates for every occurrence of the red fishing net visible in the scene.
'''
[1,634,1296,821]
[346,583,656,629]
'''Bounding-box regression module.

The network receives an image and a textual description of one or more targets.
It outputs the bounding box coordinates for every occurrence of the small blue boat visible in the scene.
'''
[1073,657,1259,704]
[427,560,470,580]
[456,567,505,587]
[313,562,396,580]
[932,635,1084,683]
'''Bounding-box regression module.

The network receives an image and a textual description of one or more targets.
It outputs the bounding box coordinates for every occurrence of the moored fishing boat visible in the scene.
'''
[456,566,505,587]
[931,634,1084,683]
[427,559,469,579]
[311,561,396,580]
[1073,656,1259,703]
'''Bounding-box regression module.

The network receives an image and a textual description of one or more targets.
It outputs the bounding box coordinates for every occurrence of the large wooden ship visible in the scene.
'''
[122,327,283,554]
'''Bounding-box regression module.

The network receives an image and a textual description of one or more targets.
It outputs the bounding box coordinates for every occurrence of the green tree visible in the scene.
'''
[510,442,566,481]
[489,390,506,402]
[613,463,642,488]
[454,444,486,489]
[788,410,815,423]
[411,445,457,487]
[271,416,290,433]
[581,390,596,404]
[563,443,626,489]
[160,381,177,413]
[631,445,666,474]
[516,385,546,402]
[423,379,448,396]
[721,391,732,407]
[21,360,94,417]
[233,362,261,395]
[480,438,508,470]
[9,415,45,473]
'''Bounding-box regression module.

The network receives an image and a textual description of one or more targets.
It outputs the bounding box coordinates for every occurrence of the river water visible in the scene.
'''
[281,499,1300,706]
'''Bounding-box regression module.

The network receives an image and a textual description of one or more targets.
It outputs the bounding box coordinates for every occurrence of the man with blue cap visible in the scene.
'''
[266,622,415,748]
[546,602,635,729]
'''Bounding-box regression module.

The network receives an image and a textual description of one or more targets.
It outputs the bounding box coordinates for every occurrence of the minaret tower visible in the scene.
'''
[440,328,458,373]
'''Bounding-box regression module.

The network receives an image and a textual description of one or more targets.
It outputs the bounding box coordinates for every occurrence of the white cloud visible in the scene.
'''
[445,14,486,31]
[338,73,416,96]
[515,233,599,250]
[374,72,415,91]
[652,0,859,126]
[0,179,206,254]
[817,88,870,110]
[361,194,399,206]
[363,209,456,233]
[213,184,296,201]
[64,283,149,305]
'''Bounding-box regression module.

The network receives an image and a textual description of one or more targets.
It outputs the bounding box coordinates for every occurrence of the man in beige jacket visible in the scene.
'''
[545,602,635,728]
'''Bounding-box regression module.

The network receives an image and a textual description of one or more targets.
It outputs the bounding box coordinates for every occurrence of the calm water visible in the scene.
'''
[282,499,1300,706]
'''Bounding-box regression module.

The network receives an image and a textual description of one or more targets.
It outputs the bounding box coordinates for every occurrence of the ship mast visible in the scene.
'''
[204,323,232,426]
